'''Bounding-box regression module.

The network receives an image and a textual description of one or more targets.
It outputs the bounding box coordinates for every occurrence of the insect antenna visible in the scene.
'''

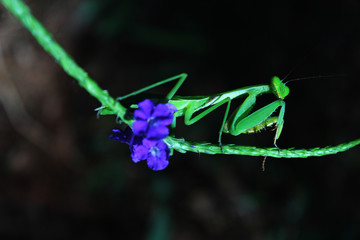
[284,74,346,85]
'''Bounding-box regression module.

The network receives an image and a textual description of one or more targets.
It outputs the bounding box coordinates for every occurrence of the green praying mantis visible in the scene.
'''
[117,73,289,149]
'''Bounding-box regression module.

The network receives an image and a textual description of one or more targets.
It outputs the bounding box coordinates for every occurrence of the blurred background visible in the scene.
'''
[1,0,360,239]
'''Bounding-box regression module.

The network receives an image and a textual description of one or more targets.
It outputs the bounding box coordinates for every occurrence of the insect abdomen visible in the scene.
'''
[243,116,278,134]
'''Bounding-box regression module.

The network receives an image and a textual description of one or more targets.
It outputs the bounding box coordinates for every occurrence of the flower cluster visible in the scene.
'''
[110,99,177,171]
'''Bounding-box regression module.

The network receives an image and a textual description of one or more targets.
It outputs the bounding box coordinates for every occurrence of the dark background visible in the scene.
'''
[1,0,360,239]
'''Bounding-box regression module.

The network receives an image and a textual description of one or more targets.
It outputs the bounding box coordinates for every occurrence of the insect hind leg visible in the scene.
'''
[116,73,188,102]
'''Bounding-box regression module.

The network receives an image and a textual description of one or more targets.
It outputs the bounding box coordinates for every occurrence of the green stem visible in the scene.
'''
[0,0,130,125]
[165,137,360,158]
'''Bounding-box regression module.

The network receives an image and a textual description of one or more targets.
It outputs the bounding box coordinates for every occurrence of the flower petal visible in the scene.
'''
[109,128,127,143]
[129,134,143,147]
[110,127,138,144]
[156,115,174,126]
[146,141,170,171]
[134,109,148,120]
[152,104,176,125]
[131,144,148,163]
[147,155,169,171]
[152,104,170,117]
[135,99,154,119]
[142,138,157,147]
[147,125,169,140]
[156,140,170,152]
[147,154,169,170]
[132,120,148,136]
[166,103,177,114]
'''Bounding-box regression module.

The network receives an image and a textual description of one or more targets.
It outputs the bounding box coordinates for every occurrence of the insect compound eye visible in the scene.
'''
[271,76,290,99]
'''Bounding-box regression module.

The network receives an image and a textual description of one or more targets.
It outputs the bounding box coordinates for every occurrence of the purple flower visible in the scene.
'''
[133,99,177,140]
[110,99,176,170]
[109,127,133,143]
[110,127,142,146]
[110,127,170,171]
[131,138,170,171]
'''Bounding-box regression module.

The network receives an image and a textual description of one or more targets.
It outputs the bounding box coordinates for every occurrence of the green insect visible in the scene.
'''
[118,73,289,149]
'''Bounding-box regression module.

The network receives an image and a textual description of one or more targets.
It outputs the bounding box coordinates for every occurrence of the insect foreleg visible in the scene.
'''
[229,99,284,143]
[223,95,257,134]
[273,102,285,149]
